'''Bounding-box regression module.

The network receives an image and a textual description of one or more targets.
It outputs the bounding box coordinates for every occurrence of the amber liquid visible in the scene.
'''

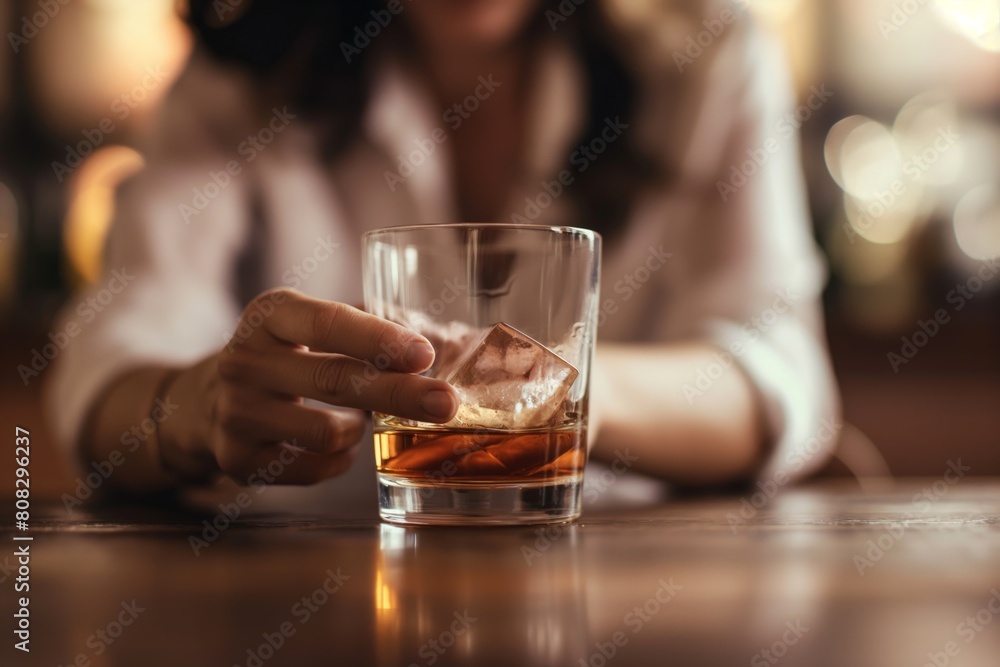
[375,424,585,484]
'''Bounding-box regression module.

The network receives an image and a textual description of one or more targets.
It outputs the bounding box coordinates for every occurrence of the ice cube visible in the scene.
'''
[446,322,579,429]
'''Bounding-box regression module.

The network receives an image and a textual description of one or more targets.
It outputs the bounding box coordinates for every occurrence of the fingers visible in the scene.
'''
[243,289,435,372]
[216,388,366,454]
[212,385,367,485]
[220,346,459,423]
[218,440,360,486]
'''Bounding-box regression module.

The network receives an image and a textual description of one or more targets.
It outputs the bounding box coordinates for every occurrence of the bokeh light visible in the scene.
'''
[826,91,968,263]
[28,0,191,138]
[63,146,145,284]
[825,116,868,193]
[827,117,905,202]
[952,184,1000,260]
[745,0,804,22]
[893,93,964,187]
[843,190,927,246]
[933,0,1000,52]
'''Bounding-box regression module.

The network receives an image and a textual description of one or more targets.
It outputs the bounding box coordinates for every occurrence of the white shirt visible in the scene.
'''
[48,12,840,509]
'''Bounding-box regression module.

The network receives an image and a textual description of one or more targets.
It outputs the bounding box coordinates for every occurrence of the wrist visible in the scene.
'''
[154,360,219,483]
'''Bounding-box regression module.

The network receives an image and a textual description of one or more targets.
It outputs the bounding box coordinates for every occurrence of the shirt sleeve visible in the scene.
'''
[663,17,842,482]
[45,57,255,456]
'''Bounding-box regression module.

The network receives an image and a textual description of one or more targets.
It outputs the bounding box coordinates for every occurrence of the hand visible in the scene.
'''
[163,289,458,486]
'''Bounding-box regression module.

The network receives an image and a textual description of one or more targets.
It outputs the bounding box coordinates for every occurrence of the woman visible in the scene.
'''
[48,0,839,506]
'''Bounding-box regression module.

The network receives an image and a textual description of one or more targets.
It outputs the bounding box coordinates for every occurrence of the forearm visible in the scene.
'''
[590,342,764,485]
[78,359,219,495]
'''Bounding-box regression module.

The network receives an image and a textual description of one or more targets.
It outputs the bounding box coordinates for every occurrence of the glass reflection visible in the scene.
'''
[374,523,588,666]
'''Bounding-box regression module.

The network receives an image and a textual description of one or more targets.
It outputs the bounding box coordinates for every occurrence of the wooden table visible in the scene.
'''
[4,479,1000,666]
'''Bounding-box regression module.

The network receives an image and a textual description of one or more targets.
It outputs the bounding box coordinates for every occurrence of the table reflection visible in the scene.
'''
[374,523,589,666]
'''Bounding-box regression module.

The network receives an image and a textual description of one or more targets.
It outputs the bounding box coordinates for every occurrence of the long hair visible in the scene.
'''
[185,0,665,239]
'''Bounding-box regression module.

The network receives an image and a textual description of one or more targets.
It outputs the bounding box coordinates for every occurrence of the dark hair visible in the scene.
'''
[185,0,663,239]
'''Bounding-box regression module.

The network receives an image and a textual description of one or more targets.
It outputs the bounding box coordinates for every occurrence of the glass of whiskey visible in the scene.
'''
[363,224,601,525]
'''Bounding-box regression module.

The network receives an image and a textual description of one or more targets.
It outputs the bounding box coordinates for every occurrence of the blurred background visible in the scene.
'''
[0,0,997,499]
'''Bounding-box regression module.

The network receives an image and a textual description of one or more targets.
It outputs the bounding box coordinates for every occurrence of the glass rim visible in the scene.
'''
[363,223,601,242]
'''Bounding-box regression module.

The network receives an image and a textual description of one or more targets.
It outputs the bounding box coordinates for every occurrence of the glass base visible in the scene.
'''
[377,473,583,526]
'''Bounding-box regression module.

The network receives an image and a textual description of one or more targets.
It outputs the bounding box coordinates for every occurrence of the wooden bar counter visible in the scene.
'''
[3,479,999,666]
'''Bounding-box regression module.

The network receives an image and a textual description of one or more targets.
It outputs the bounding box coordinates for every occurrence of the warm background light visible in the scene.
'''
[27,0,191,139]
[933,0,1000,52]
[953,184,1000,261]
[63,146,145,285]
